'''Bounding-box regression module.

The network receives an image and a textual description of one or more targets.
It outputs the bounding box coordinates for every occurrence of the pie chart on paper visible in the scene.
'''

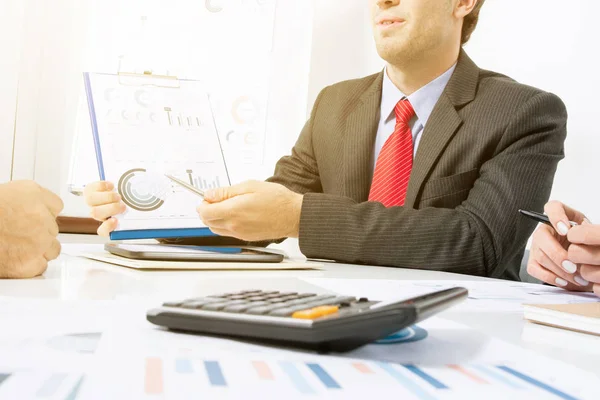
[118,168,166,212]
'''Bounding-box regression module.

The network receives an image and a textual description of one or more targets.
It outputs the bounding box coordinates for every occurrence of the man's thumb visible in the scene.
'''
[204,187,230,203]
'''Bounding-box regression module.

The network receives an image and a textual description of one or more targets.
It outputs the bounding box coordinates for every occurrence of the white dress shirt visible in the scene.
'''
[373,64,457,171]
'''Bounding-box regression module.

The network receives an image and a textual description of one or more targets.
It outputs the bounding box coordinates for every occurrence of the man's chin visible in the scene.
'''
[376,44,411,65]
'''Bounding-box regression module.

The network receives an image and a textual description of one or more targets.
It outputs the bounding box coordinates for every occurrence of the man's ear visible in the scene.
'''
[454,0,478,19]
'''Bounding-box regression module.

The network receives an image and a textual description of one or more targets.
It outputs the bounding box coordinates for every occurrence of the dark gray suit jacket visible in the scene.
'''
[268,51,568,280]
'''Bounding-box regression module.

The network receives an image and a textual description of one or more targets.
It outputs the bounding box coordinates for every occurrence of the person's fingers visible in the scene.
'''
[545,201,588,228]
[533,226,576,275]
[593,284,600,298]
[17,257,49,279]
[203,188,227,204]
[579,264,600,286]
[47,216,60,237]
[97,218,119,237]
[84,181,115,203]
[544,201,574,236]
[86,191,122,208]
[567,243,600,266]
[40,187,65,217]
[207,227,234,237]
[90,202,127,222]
[567,225,600,246]
[43,239,62,261]
[526,259,582,291]
[197,202,235,222]
[199,218,227,230]
[204,180,262,203]
[534,247,582,286]
[561,204,588,225]
[83,181,115,206]
[31,258,49,278]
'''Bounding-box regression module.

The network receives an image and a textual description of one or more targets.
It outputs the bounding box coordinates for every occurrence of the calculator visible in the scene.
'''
[147,287,467,352]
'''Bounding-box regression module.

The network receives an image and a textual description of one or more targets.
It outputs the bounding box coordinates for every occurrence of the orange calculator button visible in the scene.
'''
[292,306,339,320]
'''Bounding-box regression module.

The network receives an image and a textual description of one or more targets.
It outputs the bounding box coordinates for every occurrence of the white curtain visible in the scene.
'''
[0,0,26,182]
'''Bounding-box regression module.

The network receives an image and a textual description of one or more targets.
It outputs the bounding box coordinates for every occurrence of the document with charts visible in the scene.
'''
[84,73,229,240]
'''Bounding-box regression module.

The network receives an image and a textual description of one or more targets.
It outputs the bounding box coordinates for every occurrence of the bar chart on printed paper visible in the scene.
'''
[0,370,83,400]
[134,356,586,400]
[184,169,222,190]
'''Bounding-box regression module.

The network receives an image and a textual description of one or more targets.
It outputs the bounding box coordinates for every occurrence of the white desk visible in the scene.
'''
[1,235,599,379]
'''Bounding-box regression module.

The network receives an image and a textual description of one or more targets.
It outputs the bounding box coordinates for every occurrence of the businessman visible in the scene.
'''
[86,0,568,280]
[0,180,64,279]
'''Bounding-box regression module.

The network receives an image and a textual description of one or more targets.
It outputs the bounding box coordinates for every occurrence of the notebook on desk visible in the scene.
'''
[524,302,600,336]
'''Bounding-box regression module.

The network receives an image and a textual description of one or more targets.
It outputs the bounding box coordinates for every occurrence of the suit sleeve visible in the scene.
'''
[296,92,567,278]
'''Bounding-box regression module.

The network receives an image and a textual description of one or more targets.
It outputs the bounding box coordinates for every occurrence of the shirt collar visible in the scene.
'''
[380,63,457,126]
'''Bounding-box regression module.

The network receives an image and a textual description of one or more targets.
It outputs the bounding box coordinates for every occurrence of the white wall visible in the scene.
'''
[465,0,600,222]
[6,0,600,222]
[311,0,600,221]
[307,1,380,108]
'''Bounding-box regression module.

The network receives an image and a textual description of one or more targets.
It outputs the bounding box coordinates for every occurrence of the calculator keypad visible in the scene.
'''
[163,290,372,319]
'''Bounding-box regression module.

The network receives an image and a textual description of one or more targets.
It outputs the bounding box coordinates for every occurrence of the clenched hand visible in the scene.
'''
[0,181,64,279]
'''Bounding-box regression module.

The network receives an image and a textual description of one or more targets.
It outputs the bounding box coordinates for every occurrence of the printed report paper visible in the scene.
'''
[85,73,229,238]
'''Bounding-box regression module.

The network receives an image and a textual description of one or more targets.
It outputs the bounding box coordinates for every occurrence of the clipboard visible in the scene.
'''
[83,70,229,241]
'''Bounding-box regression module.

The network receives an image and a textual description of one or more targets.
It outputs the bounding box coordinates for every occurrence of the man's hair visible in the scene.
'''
[461,0,485,44]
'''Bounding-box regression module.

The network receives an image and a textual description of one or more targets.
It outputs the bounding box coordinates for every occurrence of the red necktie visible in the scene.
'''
[369,99,415,207]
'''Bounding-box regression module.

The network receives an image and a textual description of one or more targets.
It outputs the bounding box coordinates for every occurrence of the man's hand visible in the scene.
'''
[84,181,125,237]
[0,181,64,279]
[527,201,598,296]
[197,181,303,242]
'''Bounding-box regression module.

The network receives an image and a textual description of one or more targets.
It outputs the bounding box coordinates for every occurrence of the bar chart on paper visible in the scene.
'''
[184,169,222,191]
[0,370,83,400]
[107,355,590,400]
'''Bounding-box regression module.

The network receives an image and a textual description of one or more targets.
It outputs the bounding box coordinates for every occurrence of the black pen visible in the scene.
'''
[518,209,578,228]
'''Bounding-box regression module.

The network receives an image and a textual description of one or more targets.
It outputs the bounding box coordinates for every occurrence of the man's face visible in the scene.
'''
[371,0,457,65]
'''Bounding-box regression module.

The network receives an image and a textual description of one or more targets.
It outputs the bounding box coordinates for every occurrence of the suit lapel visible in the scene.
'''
[404,96,462,207]
[342,72,384,201]
[404,51,480,208]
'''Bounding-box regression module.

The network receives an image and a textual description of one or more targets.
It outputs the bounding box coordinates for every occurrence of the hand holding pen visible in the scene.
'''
[521,202,600,297]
